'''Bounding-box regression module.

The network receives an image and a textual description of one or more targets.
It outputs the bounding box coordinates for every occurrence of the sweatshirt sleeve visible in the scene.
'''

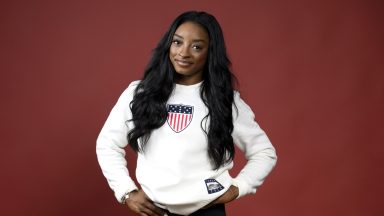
[96,81,140,203]
[231,91,277,198]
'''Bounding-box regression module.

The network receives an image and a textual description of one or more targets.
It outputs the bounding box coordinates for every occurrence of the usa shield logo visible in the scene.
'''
[167,104,194,133]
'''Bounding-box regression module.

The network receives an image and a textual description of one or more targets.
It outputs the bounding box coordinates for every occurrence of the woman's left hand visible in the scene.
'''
[204,185,239,208]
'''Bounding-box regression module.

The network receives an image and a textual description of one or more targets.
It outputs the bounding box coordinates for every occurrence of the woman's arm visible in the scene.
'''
[96,81,139,203]
[231,91,277,198]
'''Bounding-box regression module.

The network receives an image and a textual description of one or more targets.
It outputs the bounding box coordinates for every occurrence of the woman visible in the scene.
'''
[96,11,277,216]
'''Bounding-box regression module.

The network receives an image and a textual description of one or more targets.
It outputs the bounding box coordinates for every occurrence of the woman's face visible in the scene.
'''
[169,22,209,85]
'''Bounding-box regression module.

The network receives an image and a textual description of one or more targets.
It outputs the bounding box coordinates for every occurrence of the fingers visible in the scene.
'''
[141,191,165,216]
[138,205,158,216]
[126,189,165,216]
[204,185,240,209]
[228,185,239,201]
[143,201,165,216]
[131,201,164,216]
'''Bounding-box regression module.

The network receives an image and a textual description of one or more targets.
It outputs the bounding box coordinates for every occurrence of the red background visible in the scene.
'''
[1,0,383,215]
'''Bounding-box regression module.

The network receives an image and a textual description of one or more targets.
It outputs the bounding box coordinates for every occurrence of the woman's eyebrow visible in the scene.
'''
[173,34,207,43]
[173,34,183,39]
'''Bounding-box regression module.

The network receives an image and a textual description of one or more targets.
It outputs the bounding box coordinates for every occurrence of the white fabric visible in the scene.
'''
[96,80,277,215]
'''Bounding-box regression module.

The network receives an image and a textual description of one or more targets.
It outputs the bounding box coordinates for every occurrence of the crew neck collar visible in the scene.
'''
[175,80,204,89]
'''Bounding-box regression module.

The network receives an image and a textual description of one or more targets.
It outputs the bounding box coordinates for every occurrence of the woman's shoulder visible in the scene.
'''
[232,90,253,115]
[233,90,242,103]
[127,80,141,89]
[118,80,141,99]
[124,80,141,92]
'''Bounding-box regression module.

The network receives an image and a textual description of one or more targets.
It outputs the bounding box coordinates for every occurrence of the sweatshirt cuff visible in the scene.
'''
[232,176,257,199]
[114,180,138,203]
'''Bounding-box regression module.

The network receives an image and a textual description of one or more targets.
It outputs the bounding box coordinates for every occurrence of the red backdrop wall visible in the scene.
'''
[1,0,383,215]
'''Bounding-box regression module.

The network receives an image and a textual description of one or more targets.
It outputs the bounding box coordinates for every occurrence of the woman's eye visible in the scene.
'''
[193,45,202,50]
[172,40,181,45]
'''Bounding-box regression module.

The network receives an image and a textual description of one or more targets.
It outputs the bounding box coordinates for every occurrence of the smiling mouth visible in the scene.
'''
[175,59,193,66]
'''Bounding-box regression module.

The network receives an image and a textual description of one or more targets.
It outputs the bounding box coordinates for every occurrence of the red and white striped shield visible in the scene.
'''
[167,104,194,133]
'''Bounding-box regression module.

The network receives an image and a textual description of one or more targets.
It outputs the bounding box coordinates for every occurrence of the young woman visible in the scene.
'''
[96,11,277,216]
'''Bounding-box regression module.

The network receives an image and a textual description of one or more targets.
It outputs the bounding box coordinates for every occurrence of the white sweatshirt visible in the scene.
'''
[96,80,277,215]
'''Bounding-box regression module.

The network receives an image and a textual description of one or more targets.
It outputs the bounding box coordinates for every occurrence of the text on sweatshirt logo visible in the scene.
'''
[204,179,224,194]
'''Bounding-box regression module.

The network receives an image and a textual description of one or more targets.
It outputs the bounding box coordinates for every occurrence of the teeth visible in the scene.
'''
[177,60,191,66]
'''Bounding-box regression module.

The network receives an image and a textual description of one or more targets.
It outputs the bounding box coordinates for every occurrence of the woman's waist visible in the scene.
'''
[136,167,233,214]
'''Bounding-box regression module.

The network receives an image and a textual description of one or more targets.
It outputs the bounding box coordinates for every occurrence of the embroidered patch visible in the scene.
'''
[167,104,193,133]
[204,179,225,194]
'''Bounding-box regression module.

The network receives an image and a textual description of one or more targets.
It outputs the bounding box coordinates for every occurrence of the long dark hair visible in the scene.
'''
[128,11,237,169]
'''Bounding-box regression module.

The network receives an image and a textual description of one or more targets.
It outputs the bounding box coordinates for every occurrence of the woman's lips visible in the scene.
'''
[175,59,193,67]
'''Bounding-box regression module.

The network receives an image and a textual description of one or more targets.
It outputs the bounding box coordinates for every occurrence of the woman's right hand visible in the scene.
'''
[125,189,166,216]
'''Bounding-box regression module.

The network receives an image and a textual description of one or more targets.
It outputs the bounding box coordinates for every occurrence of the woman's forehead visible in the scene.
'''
[174,22,209,42]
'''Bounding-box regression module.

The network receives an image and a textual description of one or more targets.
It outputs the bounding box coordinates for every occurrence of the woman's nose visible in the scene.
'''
[178,45,190,57]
